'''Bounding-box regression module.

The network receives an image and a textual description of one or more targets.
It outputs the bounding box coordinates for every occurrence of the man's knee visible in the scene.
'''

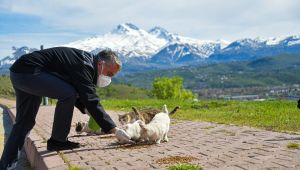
[11,120,35,138]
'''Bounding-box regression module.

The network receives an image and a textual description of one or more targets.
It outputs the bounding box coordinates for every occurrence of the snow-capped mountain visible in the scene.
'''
[210,35,300,61]
[148,26,180,42]
[64,23,168,63]
[0,46,38,74]
[63,23,226,65]
[1,23,300,75]
[150,42,221,64]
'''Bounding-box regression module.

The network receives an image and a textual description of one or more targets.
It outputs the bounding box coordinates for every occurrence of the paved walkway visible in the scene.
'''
[1,100,300,170]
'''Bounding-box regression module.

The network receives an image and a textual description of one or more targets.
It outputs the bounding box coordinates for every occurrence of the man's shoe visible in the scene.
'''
[47,138,80,151]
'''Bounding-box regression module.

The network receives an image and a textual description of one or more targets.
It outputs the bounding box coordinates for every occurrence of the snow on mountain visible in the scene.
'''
[64,23,168,62]
[222,38,265,52]
[150,40,223,65]
[210,35,300,62]
[63,23,224,64]
[265,35,300,46]
[1,23,300,75]
[148,26,180,42]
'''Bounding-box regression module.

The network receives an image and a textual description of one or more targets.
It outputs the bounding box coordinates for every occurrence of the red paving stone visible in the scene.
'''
[1,101,300,170]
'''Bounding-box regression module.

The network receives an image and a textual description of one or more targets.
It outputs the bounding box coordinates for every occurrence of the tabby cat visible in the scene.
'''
[118,106,179,125]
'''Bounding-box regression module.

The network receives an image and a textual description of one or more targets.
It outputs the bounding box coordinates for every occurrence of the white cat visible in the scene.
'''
[138,104,170,144]
[119,120,143,143]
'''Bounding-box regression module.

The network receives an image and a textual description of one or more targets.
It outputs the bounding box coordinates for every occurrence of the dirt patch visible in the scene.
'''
[118,143,152,150]
[156,155,198,164]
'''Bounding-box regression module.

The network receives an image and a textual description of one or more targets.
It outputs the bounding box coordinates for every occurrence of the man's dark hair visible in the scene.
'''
[98,49,121,67]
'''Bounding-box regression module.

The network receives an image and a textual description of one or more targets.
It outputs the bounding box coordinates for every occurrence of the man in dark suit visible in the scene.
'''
[0,47,130,169]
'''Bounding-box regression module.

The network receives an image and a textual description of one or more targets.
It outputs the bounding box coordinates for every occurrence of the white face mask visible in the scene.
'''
[97,63,112,88]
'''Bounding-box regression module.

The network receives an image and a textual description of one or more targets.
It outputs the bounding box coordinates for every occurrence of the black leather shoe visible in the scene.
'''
[47,138,80,151]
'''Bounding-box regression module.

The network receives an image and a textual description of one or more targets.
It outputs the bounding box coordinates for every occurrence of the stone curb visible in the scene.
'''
[0,103,68,170]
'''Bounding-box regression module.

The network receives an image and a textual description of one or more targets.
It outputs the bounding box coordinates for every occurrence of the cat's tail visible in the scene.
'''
[132,107,145,122]
[169,106,180,115]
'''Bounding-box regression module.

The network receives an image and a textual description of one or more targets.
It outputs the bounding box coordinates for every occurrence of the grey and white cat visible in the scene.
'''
[138,104,171,144]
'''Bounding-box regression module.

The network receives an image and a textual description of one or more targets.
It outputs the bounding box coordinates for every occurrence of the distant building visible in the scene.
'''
[222,95,260,100]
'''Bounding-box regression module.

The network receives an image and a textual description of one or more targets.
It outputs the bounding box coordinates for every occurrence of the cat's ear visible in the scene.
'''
[132,107,142,117]
[162,104,168,113]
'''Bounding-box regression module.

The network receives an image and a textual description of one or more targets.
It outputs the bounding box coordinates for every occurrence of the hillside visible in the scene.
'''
[115,54,300,89]
[0,75,151,100]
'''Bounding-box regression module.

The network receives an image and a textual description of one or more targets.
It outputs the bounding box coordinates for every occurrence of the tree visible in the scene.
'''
[152,76,194,100]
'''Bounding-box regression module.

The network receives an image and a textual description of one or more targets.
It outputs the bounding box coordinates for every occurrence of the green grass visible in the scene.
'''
[58,152,85,170]
[0,74,151,100]
[115,54,300,89]
[287,143,300,149]
[69,166,85,170]
[101,99,300,132]
[168,164,202,170]
[0,75,15,99]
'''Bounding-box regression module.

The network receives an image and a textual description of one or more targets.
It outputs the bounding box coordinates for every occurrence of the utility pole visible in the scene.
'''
[40,45,48,106]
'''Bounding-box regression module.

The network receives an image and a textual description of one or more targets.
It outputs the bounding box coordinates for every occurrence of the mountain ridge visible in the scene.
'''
[1,23,300,74]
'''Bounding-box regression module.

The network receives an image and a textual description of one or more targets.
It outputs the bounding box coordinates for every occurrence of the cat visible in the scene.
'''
[138,104,171,144]
[75,122,103,135]
[117,120,143,144]
[118,106,179,125]
[118,107,160,125]
[75,106,179,137]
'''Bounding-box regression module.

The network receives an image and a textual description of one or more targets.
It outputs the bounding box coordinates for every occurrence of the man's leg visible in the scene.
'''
[9,71,78,142]
[0,87,41,169]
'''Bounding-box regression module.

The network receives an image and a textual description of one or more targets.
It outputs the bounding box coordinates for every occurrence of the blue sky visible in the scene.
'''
[1,0,300,59]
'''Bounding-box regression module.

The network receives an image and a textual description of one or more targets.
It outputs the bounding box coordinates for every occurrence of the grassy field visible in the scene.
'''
[101,99,300,133]
[115,54,300,89]
[1,74,299,133]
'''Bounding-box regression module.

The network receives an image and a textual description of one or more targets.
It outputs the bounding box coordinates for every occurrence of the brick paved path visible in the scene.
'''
[6,105,300,169]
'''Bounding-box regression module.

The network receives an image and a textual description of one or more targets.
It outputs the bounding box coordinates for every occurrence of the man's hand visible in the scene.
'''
[115,128,135,144]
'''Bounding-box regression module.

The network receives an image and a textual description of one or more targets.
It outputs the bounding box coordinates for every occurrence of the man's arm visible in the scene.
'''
[70,65,116,133]
[74,98,86,114]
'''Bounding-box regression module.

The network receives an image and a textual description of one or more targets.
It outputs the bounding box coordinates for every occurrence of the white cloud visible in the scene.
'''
[0,0,300,58]
[0,32,89,58]
[1,0,299,36]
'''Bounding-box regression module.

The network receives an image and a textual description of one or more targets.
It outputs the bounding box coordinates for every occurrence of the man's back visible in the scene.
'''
[10,47,96,84]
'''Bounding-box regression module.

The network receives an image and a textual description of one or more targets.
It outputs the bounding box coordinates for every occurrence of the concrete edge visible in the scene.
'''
[0,103,68,170]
